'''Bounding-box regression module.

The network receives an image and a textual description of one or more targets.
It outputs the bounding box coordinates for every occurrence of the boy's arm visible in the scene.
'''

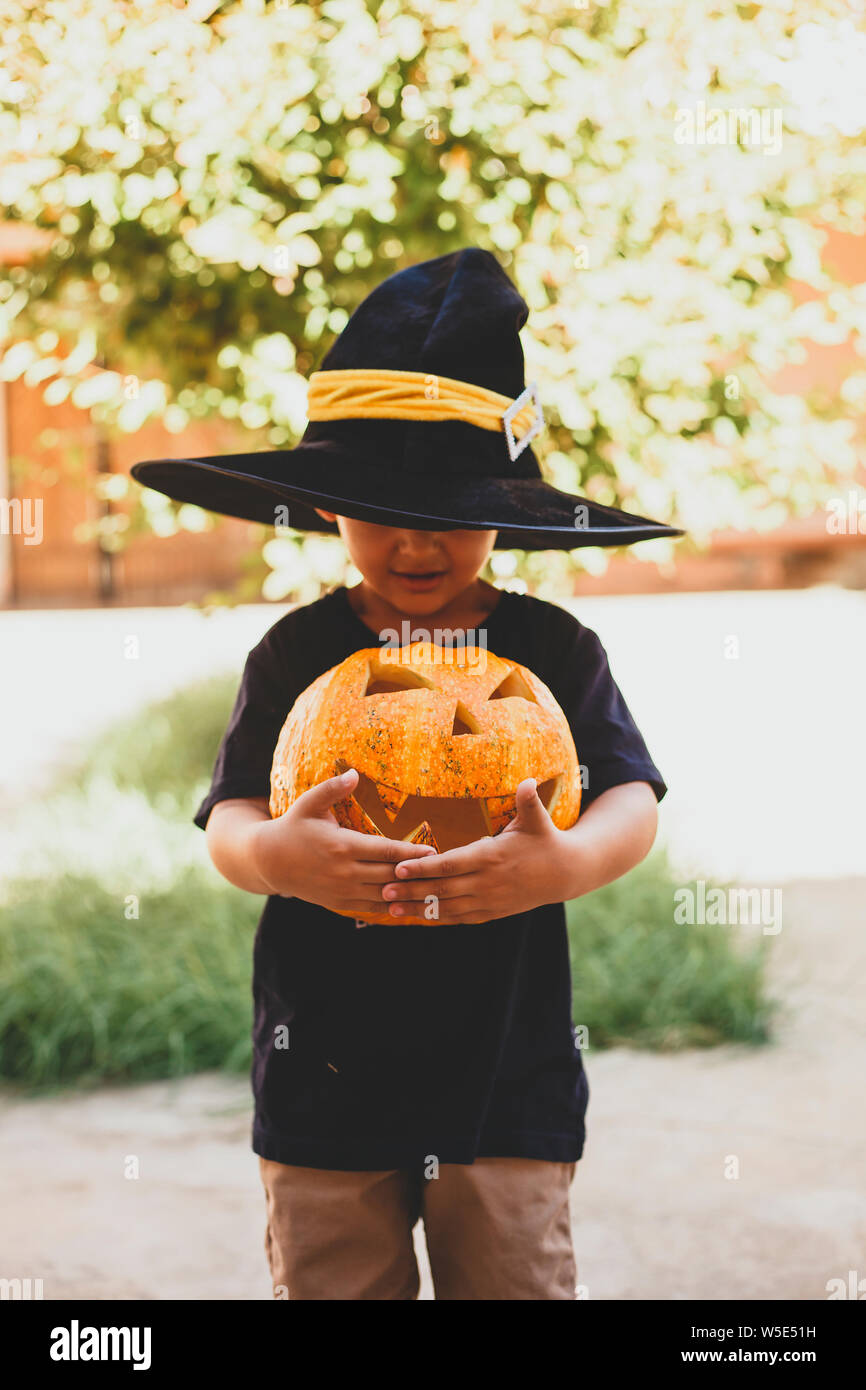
[551,781,659,902]
[205,797,273,896]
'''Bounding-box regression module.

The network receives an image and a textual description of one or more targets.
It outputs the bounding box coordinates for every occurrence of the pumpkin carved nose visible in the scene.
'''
[451,704,480,735]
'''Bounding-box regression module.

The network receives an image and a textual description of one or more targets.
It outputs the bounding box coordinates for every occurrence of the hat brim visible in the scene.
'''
[131,442,684,552]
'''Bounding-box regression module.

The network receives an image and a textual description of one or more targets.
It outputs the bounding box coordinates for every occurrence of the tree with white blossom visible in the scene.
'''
[1,0,864,599]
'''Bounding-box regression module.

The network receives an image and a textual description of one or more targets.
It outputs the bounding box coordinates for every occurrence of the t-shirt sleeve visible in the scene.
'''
[193,642,291,832]
[547,610,667,810]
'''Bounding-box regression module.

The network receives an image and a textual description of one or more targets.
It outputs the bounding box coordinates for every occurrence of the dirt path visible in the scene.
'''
[2,878,863,1301]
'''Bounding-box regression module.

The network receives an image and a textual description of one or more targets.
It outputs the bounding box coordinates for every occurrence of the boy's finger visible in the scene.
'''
[298,768,360,813]
[507,776,552,830]
[393,841,490,878]
[381,875,474,902]
[354,836,439,864]
[358,862,425,885]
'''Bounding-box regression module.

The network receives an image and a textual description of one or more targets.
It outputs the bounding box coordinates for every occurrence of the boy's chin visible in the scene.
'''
[387,593,458,620]
[381,578,453,606]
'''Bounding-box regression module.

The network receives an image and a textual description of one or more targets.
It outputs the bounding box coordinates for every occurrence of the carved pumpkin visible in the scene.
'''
[269,642,581,925]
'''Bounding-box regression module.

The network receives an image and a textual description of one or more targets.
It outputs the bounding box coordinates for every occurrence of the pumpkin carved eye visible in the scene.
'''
[364,658,435,697]
[487,668,537,702]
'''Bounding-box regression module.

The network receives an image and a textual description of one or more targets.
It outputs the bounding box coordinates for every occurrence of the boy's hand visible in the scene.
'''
[382,778,575,924]
[252,768,437,915]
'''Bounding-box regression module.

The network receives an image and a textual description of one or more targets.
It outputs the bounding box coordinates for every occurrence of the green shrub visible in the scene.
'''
[567,854,776,1049]
[0,869,258,1090]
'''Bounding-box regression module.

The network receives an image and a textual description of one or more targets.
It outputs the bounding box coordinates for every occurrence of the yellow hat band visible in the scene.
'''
[306,368,543,460]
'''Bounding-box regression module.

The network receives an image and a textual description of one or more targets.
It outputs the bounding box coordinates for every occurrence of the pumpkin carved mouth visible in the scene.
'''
[333,757,563,852]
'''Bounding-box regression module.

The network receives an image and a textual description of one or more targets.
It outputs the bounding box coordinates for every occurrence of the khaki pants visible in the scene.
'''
[259,1155,577,1300]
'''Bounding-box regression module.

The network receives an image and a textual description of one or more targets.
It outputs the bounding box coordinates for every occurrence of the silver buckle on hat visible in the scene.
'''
[503,381,544,462]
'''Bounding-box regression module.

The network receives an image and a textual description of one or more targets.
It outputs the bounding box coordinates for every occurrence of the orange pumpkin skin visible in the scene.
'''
[270,642,581,925]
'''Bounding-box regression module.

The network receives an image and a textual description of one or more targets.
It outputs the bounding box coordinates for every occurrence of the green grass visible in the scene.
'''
[0,870,258,1090]
[0,674,778,1091]
[567,855,775,1049]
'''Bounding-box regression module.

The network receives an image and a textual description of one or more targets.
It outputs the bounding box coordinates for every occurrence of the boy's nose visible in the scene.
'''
[394,531,447,555]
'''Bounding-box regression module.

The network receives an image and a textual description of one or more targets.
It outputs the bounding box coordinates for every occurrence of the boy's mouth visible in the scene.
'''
[390,569,447,591]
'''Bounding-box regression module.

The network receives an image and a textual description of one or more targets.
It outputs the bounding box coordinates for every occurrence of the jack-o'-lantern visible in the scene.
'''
[269,642,581,925]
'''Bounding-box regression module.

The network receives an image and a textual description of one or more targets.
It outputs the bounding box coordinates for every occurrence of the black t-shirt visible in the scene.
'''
[194,584,667,1171]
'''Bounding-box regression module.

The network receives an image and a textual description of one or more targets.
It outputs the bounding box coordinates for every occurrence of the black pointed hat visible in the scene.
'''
[131,247,684,551]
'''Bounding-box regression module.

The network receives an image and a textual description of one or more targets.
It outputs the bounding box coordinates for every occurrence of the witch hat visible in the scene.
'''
[131,247,683,551]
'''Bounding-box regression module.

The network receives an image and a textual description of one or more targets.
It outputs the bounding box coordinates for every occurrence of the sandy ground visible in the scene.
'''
[2,874,863,1301]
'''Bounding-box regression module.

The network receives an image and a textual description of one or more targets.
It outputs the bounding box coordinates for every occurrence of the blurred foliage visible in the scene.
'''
[1,0,865,597]
[567,855,775,1049]
[59,672,240,815]
[0,869,258,1088]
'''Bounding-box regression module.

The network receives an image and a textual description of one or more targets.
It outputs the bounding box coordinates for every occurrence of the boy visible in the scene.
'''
[131,247,680,1300]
